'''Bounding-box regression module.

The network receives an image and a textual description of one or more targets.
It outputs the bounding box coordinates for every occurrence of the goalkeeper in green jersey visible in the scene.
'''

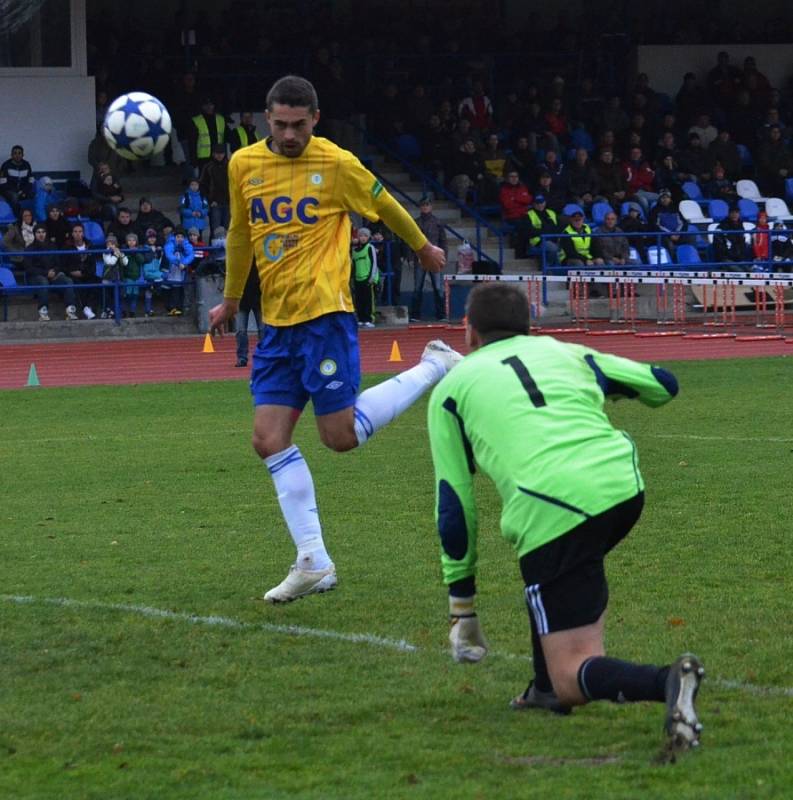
[427,282,705,752]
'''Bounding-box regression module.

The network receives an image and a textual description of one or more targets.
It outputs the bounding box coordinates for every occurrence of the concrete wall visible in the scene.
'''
[0,75,95,180]
[637,44,793,97]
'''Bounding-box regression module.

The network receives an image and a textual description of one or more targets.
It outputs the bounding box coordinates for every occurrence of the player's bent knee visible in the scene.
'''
[318,426,358,452]
[549,666,588,707]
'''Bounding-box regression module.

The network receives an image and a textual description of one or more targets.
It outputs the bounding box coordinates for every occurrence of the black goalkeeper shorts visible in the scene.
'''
[518,492,645,635]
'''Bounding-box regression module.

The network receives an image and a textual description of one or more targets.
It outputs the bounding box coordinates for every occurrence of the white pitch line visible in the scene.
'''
[0,594,417,653]
[3,594,792,698]
[648,433,793,444]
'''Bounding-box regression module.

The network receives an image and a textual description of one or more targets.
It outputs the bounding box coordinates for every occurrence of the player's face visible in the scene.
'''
[267,103,319,158]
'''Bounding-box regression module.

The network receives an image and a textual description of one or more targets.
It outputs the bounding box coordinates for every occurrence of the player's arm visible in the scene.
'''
[341,156,445,272]
[578,345,679,407]
[210,154,251,332]
[428,385,487,663]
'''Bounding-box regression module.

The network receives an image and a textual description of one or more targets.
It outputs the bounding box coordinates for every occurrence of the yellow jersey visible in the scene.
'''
[225,135,428,326]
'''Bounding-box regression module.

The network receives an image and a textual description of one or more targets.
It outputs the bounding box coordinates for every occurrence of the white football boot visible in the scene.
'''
[421,339,463,373]
[264,563,337,604]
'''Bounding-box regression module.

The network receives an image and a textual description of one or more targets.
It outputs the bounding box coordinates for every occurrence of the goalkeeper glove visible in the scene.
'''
[448,595,488,663]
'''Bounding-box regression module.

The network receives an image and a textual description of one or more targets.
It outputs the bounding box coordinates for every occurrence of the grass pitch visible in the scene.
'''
[1,357,792,799]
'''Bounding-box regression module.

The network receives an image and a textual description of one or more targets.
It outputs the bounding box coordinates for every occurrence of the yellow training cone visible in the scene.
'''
[203,333,215,354]
[388,340,402,362]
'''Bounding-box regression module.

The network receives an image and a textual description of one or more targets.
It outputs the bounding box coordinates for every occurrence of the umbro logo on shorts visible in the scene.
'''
[325,381,344,390]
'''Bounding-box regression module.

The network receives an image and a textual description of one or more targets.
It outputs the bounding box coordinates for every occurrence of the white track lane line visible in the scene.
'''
[3,594,792,697]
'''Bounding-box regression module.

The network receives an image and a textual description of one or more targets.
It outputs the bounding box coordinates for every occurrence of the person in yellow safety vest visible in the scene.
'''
[559,210,605,266]
[190,97,226,176]
[229,111,261,153]
[523,195,560,265]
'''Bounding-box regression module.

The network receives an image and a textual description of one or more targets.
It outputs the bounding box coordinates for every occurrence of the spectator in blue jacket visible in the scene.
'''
[179,179,209,237]
[163,227,195,315]
[34,176,57,222]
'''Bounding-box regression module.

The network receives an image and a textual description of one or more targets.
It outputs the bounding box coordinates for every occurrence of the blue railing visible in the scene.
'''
[356,126,506,271]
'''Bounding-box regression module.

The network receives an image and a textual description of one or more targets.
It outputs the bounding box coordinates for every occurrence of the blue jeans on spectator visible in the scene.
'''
[410,264,445,320]
[236,306,262,365]
[528,240,560,266]
[209,203,230,234]
[27,272,76,309]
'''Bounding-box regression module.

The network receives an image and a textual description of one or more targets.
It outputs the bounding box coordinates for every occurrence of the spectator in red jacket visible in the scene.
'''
[458,81,494,133]
[499,170,533,222]
[622,146,658,215]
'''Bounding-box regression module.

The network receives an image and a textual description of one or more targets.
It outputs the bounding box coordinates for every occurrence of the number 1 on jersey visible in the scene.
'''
[501,355,547,408]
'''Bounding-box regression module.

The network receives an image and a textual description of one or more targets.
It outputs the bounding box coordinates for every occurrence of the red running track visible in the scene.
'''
[1,327,790,390]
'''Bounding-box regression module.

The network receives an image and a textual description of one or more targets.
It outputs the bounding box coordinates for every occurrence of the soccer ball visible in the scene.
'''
[102,92,172,160]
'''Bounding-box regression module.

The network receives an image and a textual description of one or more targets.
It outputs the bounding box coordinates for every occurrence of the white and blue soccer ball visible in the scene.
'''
[102,92,172,160]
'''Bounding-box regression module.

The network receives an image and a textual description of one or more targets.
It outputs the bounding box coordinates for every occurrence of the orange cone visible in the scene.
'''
[203,333,215,354]
[388,340,402,362]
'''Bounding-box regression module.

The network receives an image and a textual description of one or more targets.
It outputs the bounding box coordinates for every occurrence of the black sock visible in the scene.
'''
[528,608,553,693]
[577,656,669,703]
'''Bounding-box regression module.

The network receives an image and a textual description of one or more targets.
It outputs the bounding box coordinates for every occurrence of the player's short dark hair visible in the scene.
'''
[466,283,530,342]
[266,75,318,113]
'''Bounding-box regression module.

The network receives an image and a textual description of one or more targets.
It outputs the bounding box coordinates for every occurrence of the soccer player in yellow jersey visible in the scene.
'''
[209,76,463,603]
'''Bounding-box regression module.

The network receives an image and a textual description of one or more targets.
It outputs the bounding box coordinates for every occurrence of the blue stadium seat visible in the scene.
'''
[785,178,793,203]
[0,266,16,287]
[83,220,105,246]
[647,245,672,266]
[682,181,703,200]
[591,201,613,226]
[676,244,701,266]
[738,197,759,222]
[0,199,16,224]
[709,199,729,222]
[736,143,753,168]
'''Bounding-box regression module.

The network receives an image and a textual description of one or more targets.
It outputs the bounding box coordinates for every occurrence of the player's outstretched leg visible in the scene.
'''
[664,653,705,750]
[352,339,462,446]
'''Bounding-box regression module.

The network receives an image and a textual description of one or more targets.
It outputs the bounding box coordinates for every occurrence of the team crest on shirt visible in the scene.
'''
[310,173,323,185]
[319,359,337,376]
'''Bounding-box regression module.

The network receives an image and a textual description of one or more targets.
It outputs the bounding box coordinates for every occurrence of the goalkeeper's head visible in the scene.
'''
[465,283,530,350]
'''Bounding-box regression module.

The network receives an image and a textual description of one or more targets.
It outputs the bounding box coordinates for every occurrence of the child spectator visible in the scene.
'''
[351,227,379,328]
[648,189,685,258]
[752,210,770,264]
[163,227,195,315]
[456,240,475,274]
[204,225,227,275]
[90,163,124,222]
[101,233,127,318]
[703,163,738,203]
[179,179,210,237]
[123,232,145,317]
[142,228,164,317]
[771,222,793,264]
[619,202,650,261]
[34,176,57,223]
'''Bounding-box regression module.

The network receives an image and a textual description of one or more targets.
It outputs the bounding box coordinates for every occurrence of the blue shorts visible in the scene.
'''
[250,311,360,415]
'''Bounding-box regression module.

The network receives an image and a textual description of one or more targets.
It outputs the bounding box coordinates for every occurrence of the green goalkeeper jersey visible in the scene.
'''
[427,334,678,587]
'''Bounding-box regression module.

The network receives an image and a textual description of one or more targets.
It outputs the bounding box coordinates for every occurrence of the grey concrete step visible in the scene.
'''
[0,316,197,342]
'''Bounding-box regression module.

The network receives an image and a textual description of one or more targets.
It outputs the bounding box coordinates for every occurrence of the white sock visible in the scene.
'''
[353,359,445,446]
[264,445,331,570]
